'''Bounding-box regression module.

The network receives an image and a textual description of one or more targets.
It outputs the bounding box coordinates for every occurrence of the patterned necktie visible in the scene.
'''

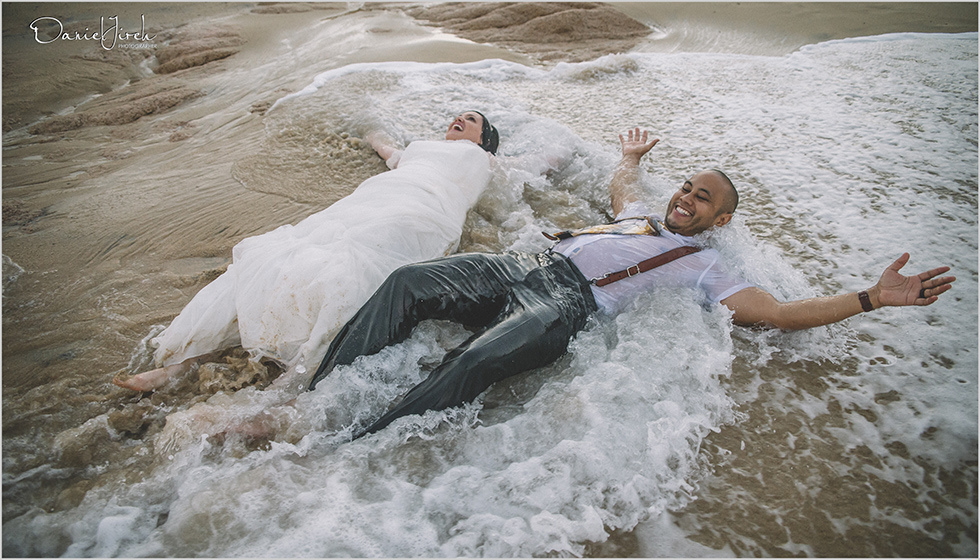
[543,216,661,241]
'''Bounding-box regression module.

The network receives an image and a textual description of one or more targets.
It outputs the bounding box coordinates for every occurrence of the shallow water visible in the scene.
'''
[2,4,977,557]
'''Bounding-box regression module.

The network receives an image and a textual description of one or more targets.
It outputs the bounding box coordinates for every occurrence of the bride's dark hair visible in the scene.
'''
[469,110,499,155]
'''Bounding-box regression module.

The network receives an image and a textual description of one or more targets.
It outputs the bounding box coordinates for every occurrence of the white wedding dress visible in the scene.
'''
[150,140,491,371]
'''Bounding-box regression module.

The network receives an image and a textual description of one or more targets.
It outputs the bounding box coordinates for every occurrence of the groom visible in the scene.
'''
[309,128,956,438]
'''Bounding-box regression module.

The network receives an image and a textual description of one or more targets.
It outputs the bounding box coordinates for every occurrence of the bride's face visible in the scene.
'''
[445,112,484,144]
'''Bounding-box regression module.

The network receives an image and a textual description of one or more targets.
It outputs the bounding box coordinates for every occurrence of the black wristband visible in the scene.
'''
[858,290,874,312]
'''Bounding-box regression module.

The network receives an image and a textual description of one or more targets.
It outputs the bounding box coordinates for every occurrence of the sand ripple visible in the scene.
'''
[154,28,244,74]
[27,83,202,134]
[407,2,651,62]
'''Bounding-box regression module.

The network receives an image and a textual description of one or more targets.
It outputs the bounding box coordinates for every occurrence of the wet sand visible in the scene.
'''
[2,1,977,557]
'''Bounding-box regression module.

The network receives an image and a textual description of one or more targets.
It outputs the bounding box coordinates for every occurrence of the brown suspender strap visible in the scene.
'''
[591,245,702,287]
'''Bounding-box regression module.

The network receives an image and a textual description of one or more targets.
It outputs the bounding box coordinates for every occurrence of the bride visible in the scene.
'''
[115,111,501,392]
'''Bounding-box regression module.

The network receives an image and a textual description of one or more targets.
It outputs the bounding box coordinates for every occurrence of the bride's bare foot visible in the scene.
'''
[113,365,176,391]
[113,353,218,392]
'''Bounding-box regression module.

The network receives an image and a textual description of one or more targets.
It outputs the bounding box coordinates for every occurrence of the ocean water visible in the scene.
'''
[2,9,976,558]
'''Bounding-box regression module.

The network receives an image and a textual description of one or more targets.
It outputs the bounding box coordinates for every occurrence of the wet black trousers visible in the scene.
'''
[308,251,598,437]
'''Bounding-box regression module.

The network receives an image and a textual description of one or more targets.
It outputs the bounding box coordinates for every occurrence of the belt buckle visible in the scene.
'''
[626,265,640,277]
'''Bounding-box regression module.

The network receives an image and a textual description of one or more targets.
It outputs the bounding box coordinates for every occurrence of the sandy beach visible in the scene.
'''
[3,2,977,557]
